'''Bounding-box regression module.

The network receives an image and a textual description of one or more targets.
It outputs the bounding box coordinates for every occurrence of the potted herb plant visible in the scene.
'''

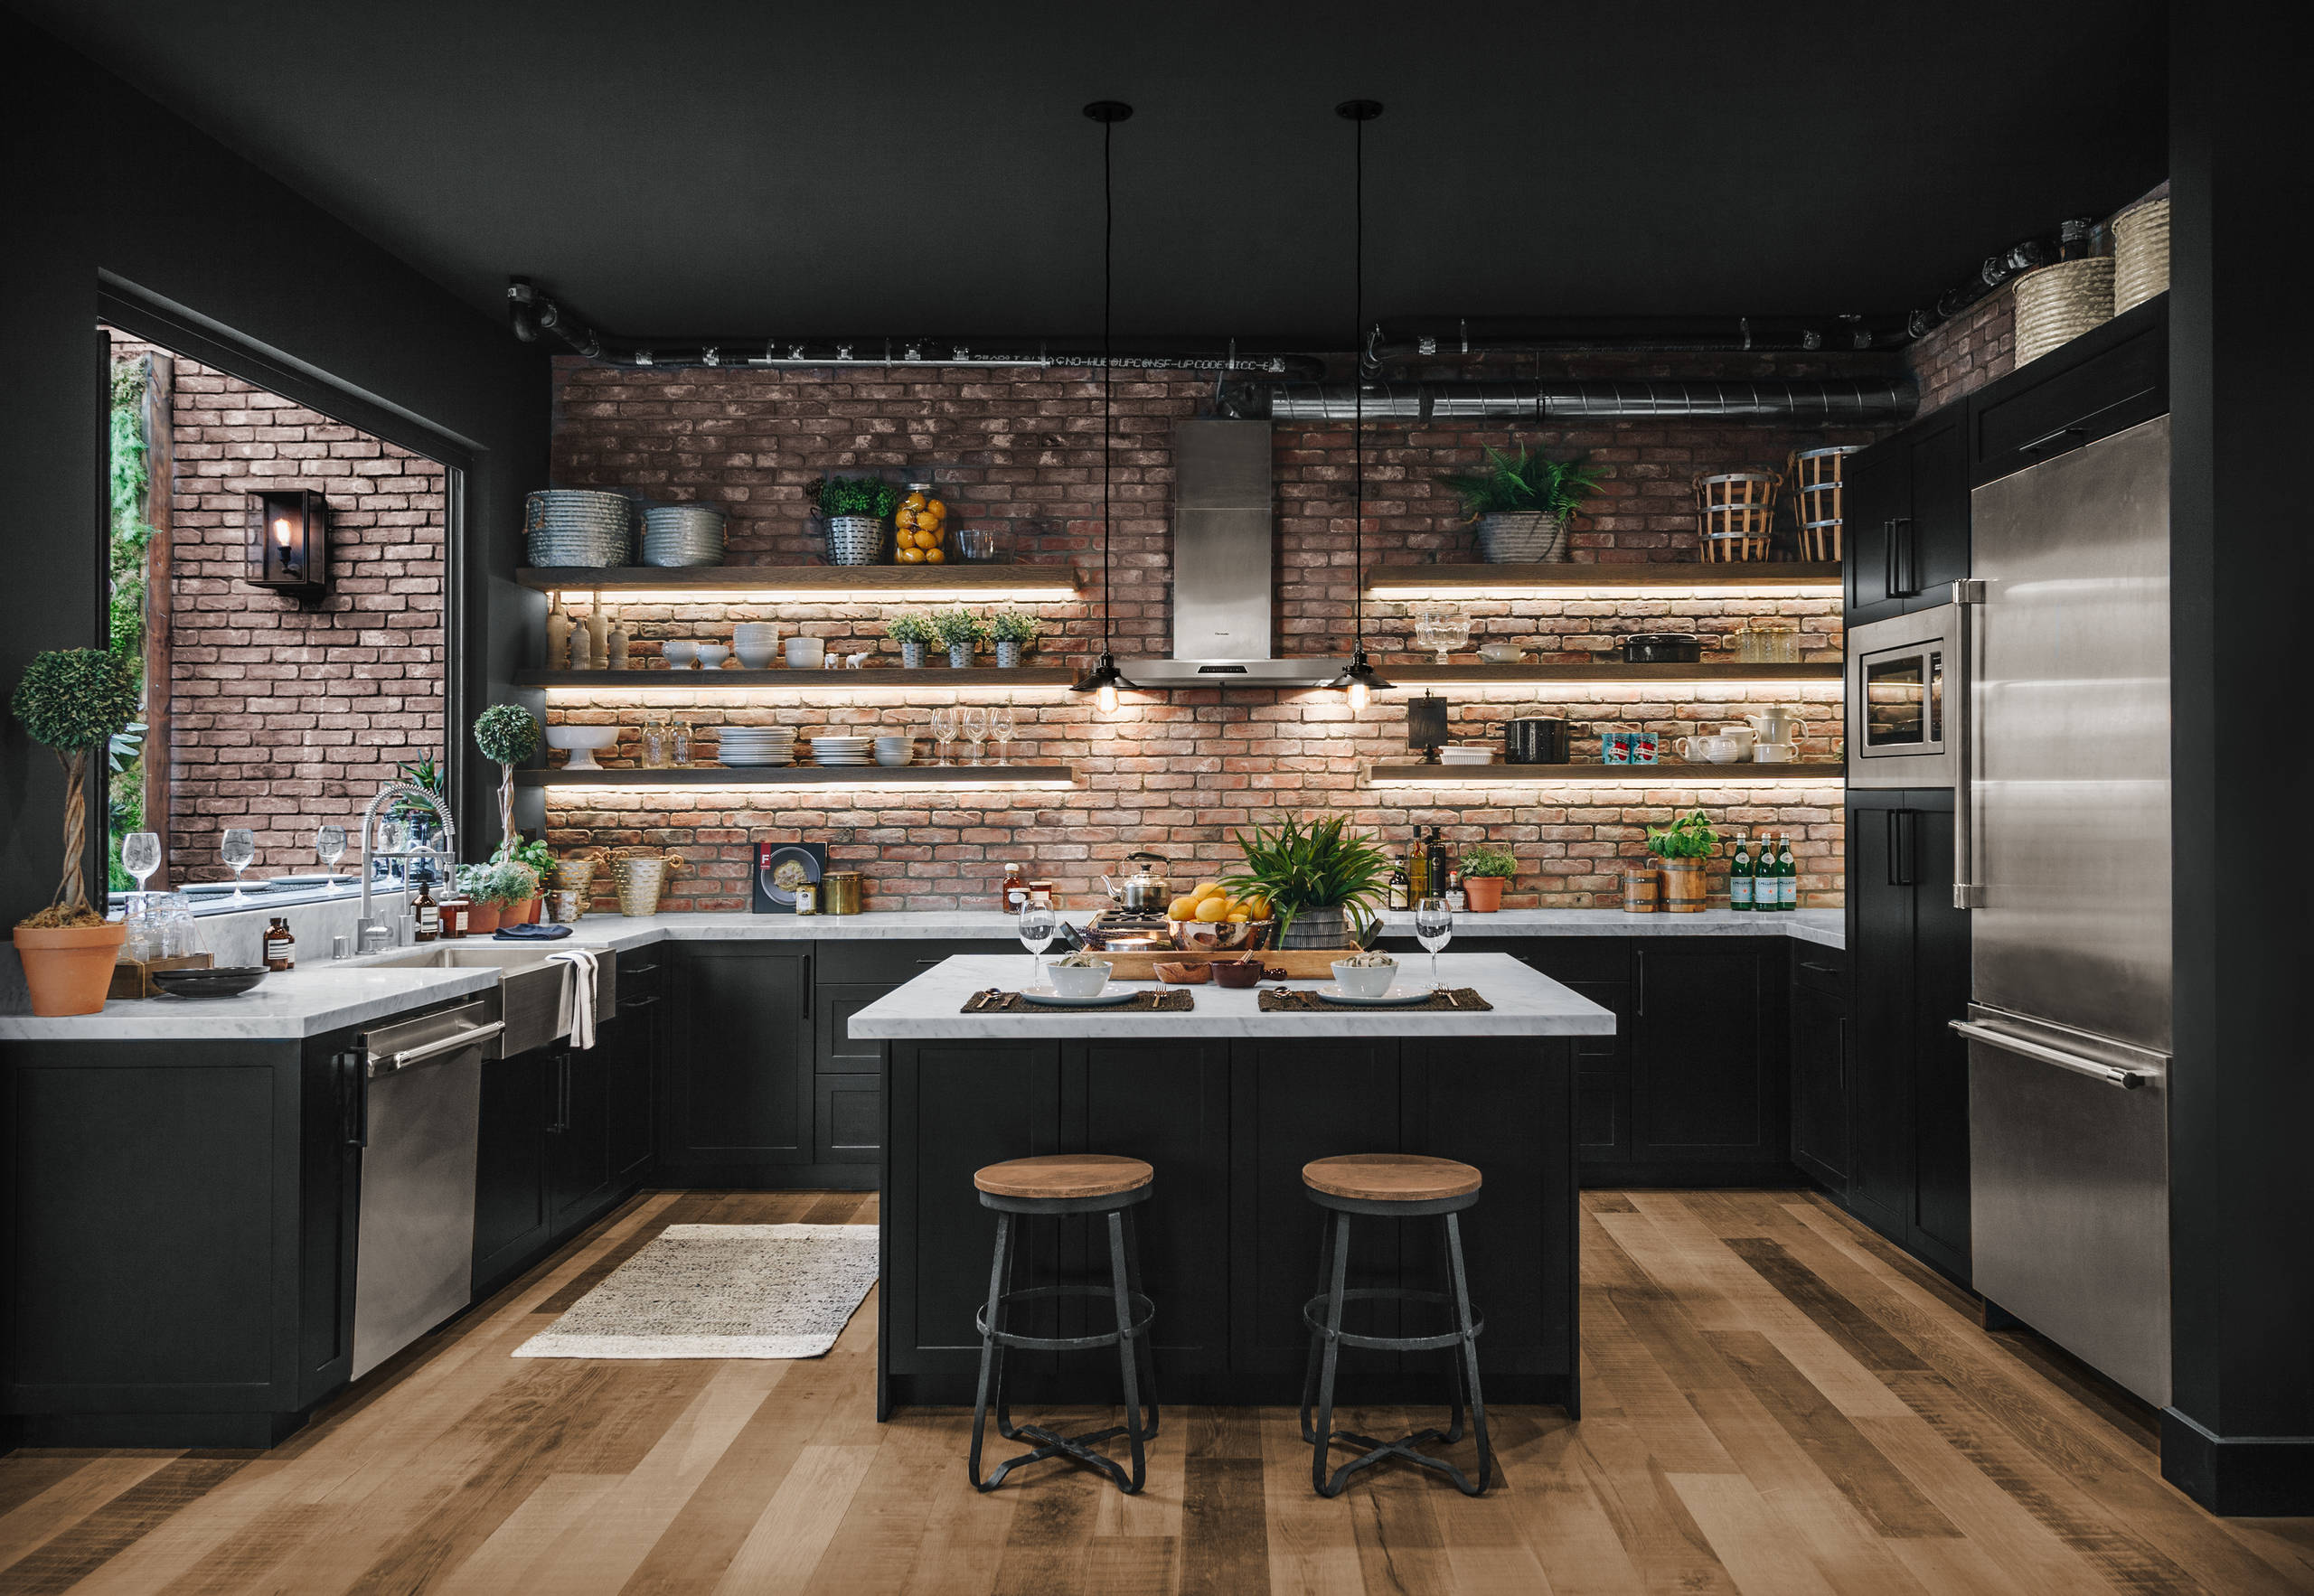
[1218,813,1393,950]
[10,649,141,1014]
[1645,808,1718,914]
[1434,446,1605,563]
[473,704,539,861]
[887,611,937,670]
[1458,842,1518,913]
[986,609,1041,668]
[456,859,536,935]
[506,835,555,924]
[932,606,989,669]
[812,475,902,567]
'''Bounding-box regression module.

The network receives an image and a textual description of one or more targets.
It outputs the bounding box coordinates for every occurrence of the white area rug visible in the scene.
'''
[513,1224,879,1359]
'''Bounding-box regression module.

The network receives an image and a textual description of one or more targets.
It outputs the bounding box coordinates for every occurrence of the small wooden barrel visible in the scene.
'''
[1694,471,1781,563]
[1658,858,1709,914]
[1787,445,1863,561]
[1621,866,1660,914]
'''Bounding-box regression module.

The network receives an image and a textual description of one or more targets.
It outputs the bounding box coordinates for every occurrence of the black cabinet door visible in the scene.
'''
[1847,406,1969,624]
[1907,800,1971,1280]
[475,1046,553,1291]
[1789,982,1849,1190]
[1565,979,1632,1168]
[546,1045,611,1231]
[606,992,660,1185]
[1845,793,1915,1238]
[1844,432,1909,625]
[1971,298,2167,485]
[663,944,813,1178]
[1627,942,1786,1173]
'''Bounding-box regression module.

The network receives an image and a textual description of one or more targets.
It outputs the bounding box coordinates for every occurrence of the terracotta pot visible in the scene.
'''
[14,921,129,1016]
[509,895,541,925]
[1464,875,1506,913]
[466,900,503,934]
[1659,857,1708,914]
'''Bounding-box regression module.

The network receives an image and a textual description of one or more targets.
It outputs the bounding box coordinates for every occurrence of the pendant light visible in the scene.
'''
[1330,99,1391,711]
[1071,99,1134,713]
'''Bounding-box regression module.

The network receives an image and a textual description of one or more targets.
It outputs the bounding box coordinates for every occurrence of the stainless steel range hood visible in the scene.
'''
[1118,418,1346,688]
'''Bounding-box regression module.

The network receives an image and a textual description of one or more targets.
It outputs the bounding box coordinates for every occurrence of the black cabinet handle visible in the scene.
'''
[1891,516,1917,597]
[1901,810,1920,887]
[548,1052,571,1134]
[2019,424,2086,457]
[1837,1016,1849,1094]
[1886,811,1900,887]
[1881,518,1899,598]
[802,954,813,1019]
[342,1051,367,1149]
[1632,949,1646,1018]
[1799,961,1838,976]
[618,992,662,1010]
[622,961,658,975]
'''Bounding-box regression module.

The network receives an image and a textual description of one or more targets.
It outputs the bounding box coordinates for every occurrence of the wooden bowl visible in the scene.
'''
[1152,961,1211,985]
[1209,958,1267,989]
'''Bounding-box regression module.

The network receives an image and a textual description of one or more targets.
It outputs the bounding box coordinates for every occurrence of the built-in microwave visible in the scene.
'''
[1846,603,1957,789]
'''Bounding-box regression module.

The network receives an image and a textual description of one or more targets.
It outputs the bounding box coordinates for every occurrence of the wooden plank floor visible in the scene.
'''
[3,1188,2310,1594]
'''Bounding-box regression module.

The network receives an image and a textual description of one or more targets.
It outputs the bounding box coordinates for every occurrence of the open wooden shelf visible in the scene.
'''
[516,565,1080,596]
[1365,561,1841,594]
[1366,761,1847,785]
[518,765,1077,789]
[1383,661,1844,685]
[521,667,1077,690]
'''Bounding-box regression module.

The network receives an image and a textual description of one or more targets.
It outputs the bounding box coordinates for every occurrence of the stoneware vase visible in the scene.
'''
[1464,875,1506,912]
[899,641,926,670]
[995,640,1022,668]
[1278,903,1350,950]
[947,643,974,669]
[1659,857,1707,914]
[14,921,129,1016]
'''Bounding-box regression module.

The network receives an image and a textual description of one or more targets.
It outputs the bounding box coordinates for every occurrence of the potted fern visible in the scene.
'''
[932,606,988,669]
[887,611,937,669]
[1645,808,1718,914]
[1434,446,1605,563]
[11,649,141,1013]
[1218,813,1392,950]
[1458,842,1518,913]
[986,609,1041,668]
[813,475,901,567]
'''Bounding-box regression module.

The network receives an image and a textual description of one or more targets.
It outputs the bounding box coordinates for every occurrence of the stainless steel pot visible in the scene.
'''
[1100,850,1173,911]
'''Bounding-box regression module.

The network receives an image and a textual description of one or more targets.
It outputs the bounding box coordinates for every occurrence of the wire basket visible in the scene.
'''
[1694,471,1782,563]
[1786,446,1862,562]
[2112,197,2170,314]
[609,849,686,916]
[2013,258,2115,366]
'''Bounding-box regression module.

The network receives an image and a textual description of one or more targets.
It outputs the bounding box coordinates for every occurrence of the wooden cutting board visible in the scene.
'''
[1090,947,1362,981]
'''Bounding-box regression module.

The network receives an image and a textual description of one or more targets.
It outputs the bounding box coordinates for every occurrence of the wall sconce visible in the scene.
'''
[249,489,329,598]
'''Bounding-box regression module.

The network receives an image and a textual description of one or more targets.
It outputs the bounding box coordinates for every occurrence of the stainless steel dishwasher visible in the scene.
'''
[350,1000,501,1379]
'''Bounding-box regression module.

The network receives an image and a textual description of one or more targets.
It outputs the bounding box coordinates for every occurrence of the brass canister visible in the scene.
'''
[822,870,863,915]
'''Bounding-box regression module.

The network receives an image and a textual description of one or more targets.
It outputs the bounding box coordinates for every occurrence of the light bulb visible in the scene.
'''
[273,517,293,547]
[1096,681,1118,714]
[1345,677,1370,711]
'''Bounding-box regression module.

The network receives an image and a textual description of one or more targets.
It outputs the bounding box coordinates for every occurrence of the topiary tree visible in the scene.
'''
[473,703,540,860]
[12,649,141,920]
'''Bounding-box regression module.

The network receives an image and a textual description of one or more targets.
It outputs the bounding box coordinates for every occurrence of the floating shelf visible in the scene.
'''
[1365,562,1841,595]
[1383,662,1844,685]
[522,667,1077,690]
[1366,762,1848,786]
[519,765,1077,790]
[516,565,1080,598]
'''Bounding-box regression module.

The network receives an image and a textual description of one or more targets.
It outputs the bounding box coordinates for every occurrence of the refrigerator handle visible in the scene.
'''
[1951,1019,2154,1090]
[1950,579,1986,908]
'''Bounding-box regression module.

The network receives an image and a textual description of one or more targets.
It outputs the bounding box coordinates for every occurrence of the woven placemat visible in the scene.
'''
[1258,987,1493,1013]
[962,990,1195,1014]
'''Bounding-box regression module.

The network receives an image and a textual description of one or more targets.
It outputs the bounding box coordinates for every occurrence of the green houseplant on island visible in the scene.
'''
[932,606,989,669]
[1434,446,1605,563]
[1218,813,1392,950]
[813,475,902,567]
[887,611,937,670]
[1458,842,1519,913]
[986,609,1041,669]
[11,649,142,1014]
[1645,808,1717,914]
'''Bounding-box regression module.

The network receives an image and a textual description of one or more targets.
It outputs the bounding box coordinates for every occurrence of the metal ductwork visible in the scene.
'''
[1244,377,1916,424]
[1366,314,1914,370]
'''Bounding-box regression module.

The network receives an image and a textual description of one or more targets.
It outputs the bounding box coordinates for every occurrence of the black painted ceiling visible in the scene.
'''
[16,0,2167,345]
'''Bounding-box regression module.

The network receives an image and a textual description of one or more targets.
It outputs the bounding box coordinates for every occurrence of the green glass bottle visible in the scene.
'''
[1729,831,1754,911]
[1775,832,1797,910]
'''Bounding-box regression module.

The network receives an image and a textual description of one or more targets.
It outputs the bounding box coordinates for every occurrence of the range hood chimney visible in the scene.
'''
[1121,419,1345,688]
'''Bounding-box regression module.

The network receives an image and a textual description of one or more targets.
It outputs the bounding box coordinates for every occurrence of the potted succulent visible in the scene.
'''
[1434,446,1605,563]
[1645,808,1718,914]
[10,649,142,1013]
[473,703,539,861]
[812,475,902,567]
[986,608,1041,669]
[887,611,937,670]
[456,859,537,935]
[932,606,989,669]
[1458,842,1519,913]
[1218,813,1392,950]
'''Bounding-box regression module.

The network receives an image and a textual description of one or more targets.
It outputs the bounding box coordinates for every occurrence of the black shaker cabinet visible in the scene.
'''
[662,943,814,1183]
[1844,402,1971,626]
[1789,944,1850,1191]
[1627,940,1790,1180]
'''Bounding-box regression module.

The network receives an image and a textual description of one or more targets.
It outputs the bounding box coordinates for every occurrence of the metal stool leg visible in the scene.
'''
[1106,1210,1149,1494]
[1298,1211,1336,1441]
[967,1212,1013,1491]
[1444,1211,1493,1496]
[1119,1206,1160,1441]
[1310,1209,1352,1497]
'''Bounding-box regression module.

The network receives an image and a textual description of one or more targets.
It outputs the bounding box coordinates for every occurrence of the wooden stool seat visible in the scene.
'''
[975,1153,1153,1201]
[1303,1153,1481,1205]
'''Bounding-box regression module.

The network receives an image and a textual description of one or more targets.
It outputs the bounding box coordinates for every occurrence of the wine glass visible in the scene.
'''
[962,707,989,765]
[316,825,348,883]
[120,831,161,941]
[929,706,958,766]
[1415,896,1454,991]
[1018,900,1058,990]
[221,827,257,902]
[989,705,1015,765]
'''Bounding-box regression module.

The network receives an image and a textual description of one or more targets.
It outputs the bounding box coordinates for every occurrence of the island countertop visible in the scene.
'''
[848,951,1617,1039]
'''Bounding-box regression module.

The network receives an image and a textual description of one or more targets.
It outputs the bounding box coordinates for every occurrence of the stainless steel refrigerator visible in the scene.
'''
[1954,413,2173,1405]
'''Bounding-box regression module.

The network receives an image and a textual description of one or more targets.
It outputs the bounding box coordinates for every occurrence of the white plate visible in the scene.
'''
[1018,986,1136,1008]
[1312,985,1434,1007]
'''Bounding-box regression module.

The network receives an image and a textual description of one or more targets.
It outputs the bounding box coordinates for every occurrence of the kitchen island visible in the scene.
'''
[850,952,1614,1416]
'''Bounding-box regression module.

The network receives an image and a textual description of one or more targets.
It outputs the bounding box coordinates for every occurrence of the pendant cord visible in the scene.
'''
[1350,109,1365,652]
[1101,113,1115,655]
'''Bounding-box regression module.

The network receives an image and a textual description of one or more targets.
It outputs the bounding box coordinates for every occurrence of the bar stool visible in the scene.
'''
[1299,1152,1493,1497]
[968,1153,1160,1495]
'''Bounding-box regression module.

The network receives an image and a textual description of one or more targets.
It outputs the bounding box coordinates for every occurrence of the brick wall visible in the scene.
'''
[1904,290,2015,414]
[546,352,1880,911]
[110,335,447,881]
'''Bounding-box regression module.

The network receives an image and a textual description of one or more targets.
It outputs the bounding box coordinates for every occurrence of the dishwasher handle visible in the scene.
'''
[1951,1019,2154,1090]
[370,1020,503,1077]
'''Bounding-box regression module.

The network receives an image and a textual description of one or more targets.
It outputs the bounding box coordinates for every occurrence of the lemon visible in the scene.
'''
[898,547,925,564]
[1193,897,1230,924]
[903,492,927,511]
[1226,911,1251,923]
[924,548,945,562]
[1166,896,1199,921]
[1239,895,1272,920]
[1190,881,1225,901]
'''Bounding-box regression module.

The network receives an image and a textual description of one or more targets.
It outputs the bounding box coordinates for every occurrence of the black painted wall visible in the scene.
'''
[2165,2,2314,1516]
[0,13,547,920]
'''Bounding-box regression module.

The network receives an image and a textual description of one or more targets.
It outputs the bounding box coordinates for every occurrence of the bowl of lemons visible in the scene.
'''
[1165,881,1275,953]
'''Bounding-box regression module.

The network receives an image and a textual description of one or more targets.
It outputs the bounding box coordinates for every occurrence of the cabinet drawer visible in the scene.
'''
[1792,946,1847,998]
[813,939,1019,985]
[1971,302,2166,484]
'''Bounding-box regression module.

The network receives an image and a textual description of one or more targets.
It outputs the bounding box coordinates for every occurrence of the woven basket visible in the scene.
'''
[1474,511,1567,562]
[2013,258,2114,366]
[1694,471,1781,563]
[2112,198,2170,314]
[1786,446,1862,562]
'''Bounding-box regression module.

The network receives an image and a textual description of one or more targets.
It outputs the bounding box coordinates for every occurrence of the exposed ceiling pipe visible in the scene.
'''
[1360,313,1913,377]
[1238,377,1915,424]
[505,277,1329,380]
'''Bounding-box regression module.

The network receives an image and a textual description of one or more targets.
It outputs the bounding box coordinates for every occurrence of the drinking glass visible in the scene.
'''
[221,827,257,902]
[121,831,160,896]
[315,824,348,879]
[1415,896,1454,991]
[961,707,989,765]
[989,705,1015,765]
[930,706,958,766]
[1018,901,1058,990]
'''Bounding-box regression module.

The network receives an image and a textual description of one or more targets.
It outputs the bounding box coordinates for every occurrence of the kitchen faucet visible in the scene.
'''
[357,781,456,952]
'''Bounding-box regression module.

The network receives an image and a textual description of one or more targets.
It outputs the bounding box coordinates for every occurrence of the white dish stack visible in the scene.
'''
[716,728,797,767]
[641,503,726,567]
[810,736,875,766]
[873,736,915,768]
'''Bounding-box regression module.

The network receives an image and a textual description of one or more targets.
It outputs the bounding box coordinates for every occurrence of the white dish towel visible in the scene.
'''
[548,947,601,1049]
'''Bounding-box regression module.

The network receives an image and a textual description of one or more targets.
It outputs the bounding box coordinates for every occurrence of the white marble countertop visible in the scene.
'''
[0,963,498,1042]
[848,953,1618,1040]
[1375,906,1845,950]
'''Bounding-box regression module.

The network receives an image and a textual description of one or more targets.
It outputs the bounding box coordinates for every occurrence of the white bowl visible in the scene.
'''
[544,725,620,770]
[1477,643,1525,663]
[1437,745,1495,765]
[695,643,729,671]
[662,640,699,670]
[733,645,776,670]
[734,621,779,645]
[1047,961,1112,997]
[786,637,826,669]
[1331,959,1398,998]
